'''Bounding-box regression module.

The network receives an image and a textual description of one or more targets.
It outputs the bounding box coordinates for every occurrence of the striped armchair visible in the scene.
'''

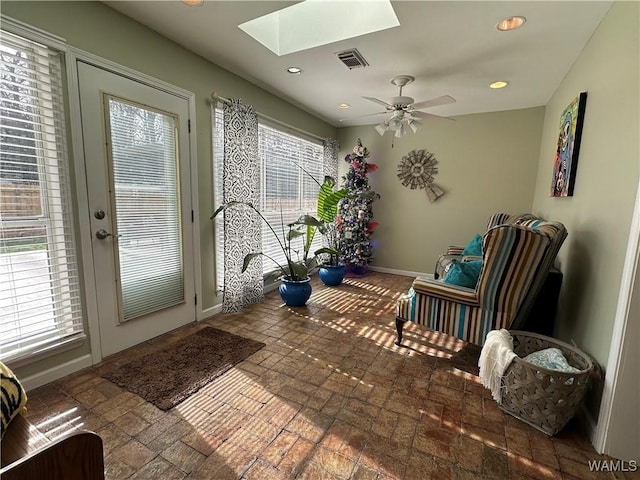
[434,213,537,279]
[395,216,567,346]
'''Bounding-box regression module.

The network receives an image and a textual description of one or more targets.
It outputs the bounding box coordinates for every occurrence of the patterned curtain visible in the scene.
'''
[222,99,263,312]
[323,138,339,180]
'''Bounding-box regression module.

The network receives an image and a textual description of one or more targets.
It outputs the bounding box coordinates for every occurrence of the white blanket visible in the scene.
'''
[478,329,517,404]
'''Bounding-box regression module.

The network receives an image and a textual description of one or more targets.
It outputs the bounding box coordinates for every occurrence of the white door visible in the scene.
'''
[77,62,195,357]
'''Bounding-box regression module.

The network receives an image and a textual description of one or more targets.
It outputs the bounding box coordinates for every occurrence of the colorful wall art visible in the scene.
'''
[551,92,587,197]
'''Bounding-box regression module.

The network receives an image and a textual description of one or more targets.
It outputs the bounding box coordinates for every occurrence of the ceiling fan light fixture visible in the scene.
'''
[375,122,388,136]
[497,16,526,31]
[182,0,204,6]
[395,123,406,138]
[388,117,401,130]
[408,118,423,133]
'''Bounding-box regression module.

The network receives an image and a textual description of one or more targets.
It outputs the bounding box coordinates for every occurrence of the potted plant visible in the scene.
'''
[211,202,322,307]
[315,223,345,286]
[308,175,349,286]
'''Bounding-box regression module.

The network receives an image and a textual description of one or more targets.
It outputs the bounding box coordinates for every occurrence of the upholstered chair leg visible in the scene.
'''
[395,318,405,346]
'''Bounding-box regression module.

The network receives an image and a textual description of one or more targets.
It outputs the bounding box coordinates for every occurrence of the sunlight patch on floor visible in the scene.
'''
[33,407,83,443]
[278,340,374,389]
[450,367,480,382]
[34,407,78,430]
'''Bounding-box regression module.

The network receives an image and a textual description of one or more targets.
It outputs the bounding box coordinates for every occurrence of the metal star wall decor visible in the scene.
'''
[397,149,444,202]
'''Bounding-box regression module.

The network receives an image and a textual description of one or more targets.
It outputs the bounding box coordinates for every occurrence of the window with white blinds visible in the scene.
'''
[213,108,323,289]
[0,30,84,363]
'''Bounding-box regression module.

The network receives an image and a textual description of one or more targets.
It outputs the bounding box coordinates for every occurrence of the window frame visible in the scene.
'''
[0,18,86,367]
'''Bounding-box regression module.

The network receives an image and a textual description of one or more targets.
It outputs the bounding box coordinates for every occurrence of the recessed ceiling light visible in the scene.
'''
[497,16,526,31]
[338,103,351,109]
[490,81,509,89]
[286,67,303,74]
[182,0,204,6]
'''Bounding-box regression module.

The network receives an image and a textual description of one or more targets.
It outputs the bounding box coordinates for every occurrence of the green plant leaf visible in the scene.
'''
[305,256,318,270]
[291,214,323,227]
[289,261,309,280]
[242,252,263,273]
[318,180,348,223]
[304,225,316,261]
[287,229,305,241]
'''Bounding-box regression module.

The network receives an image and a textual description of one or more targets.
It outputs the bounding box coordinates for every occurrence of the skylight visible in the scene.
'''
[238,0,400,56]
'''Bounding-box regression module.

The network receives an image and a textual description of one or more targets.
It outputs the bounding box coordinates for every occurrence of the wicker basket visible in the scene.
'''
[499,330,593,436]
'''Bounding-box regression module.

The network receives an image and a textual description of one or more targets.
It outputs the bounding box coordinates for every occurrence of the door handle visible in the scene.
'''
[95,229,121,240]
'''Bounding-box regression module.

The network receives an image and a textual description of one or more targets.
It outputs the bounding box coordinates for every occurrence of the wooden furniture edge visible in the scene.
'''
[1,415,104,480]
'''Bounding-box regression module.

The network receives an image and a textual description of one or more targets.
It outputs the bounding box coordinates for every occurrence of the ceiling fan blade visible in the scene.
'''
[339,111,387,122]
[410,110,456,122]
[363,96,393,109]
[410,95,456,110]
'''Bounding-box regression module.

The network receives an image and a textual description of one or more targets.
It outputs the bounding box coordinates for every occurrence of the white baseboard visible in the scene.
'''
[579,403,600,451]
[21,354,93,392]
[202,304,222,320]
[369,266,427,278]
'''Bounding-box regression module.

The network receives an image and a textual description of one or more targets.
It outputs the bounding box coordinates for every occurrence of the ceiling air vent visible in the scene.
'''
[336,48,369,70]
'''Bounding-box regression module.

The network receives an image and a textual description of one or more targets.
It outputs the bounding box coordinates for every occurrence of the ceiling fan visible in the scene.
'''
[361,75,456,138]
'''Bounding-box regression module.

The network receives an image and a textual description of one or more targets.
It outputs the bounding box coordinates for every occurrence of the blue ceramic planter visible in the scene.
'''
[318,264,347,286]
[279,277,312,307]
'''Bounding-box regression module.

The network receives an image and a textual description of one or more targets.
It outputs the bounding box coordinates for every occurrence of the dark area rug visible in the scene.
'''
[102,327,265,410]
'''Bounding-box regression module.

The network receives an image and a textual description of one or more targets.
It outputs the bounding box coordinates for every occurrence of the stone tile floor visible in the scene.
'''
[25,272,635,479]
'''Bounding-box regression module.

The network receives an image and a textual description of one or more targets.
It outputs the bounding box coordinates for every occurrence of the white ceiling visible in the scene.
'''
[103,1,612,127]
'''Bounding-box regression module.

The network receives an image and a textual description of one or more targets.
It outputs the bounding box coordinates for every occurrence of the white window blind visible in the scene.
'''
[213,108,323,289]
[106,97,184,321]
[0,30,84,364]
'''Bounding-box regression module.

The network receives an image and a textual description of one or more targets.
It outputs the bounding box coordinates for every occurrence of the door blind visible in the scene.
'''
[106,97,184,321]
[0,30,84,363]
[213,108,323,289]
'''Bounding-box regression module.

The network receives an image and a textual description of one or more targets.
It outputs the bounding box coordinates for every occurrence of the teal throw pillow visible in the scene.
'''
[443,259,483,288]
[461,234,483,256]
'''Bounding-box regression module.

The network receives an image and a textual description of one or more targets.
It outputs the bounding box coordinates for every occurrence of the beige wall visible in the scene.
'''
[531,1,639,369]
[337,107,544,274]
[1,1,335,379]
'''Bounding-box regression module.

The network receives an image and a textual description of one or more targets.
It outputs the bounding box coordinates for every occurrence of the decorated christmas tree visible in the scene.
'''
[336,139,379,276]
